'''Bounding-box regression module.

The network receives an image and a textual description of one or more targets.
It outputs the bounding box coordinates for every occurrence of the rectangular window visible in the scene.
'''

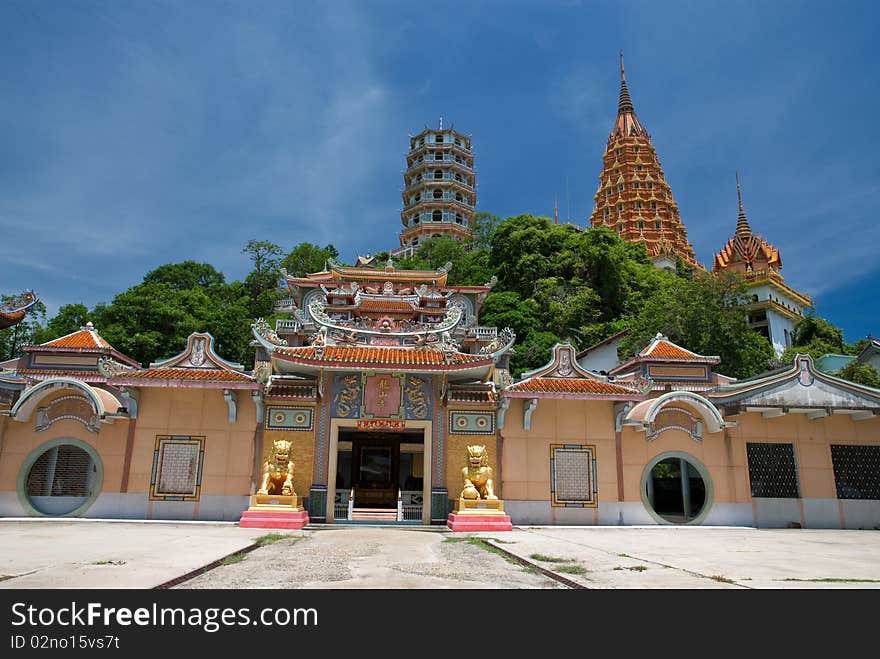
[550,444,597,507]
[746,442,800,498]
[150,436,205,501]
[831,445,880,499]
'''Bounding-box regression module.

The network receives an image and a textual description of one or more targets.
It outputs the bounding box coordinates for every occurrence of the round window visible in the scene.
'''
[20,442,102,516]
[641,453,712,525]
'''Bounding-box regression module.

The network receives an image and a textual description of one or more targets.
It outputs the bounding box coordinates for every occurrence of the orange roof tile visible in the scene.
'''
[16,369,107,381]
[505,377,637,396]
[357,299,415,313]
[640,339,701,359]
[43,328,111,349]
[275,345,491,367]
[119,367,253,382]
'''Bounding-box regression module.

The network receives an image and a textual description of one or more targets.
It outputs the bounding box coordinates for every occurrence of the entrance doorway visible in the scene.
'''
[333,430,425,522]
[642,453,712,524]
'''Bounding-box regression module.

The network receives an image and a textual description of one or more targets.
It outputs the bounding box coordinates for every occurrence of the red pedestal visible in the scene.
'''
[446,512,512,532]
[239,509,309,530]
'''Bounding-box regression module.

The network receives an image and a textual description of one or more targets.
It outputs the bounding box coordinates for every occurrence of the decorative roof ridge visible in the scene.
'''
[710,353,880,402]
[148,332,245,372]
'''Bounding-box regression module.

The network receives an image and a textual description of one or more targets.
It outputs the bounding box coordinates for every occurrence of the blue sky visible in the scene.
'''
[1,0,877,343]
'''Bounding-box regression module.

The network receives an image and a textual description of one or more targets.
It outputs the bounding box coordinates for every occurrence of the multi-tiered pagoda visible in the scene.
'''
[589,53,700,270]
[394,119,476,256]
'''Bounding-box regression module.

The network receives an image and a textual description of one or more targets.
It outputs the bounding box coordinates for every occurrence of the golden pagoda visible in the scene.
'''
[589,52,700,270]
[712,172,811,355]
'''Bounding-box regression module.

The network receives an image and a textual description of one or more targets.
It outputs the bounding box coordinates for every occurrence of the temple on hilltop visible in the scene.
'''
[589,53,700,270]
[0,69,878,531]
[712,173,811,356]
[393,118,476,257]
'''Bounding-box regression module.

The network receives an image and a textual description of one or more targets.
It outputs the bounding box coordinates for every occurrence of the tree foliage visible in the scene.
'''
[837,360,880,389]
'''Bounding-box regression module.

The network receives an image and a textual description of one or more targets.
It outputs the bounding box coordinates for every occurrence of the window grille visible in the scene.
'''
[26,444,93,497]
[150,436,205,500]
[550,444,597,507]
[747,442,800,498]
[831,445,880,500]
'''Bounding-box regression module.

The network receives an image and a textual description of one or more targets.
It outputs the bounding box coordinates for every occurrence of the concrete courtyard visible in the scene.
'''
[0,519,878,589]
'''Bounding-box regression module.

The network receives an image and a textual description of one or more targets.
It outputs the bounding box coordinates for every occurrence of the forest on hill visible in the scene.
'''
[2,212,875,386]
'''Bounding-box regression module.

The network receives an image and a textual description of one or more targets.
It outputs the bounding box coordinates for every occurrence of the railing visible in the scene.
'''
[401,505,423,522]
[347,488,354,520]
[396,489,403,521]
[274,297,297,312]
[275,319,301,332]
[467,326,498,339]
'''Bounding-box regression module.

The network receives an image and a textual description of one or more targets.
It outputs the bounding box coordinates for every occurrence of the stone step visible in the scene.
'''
[350,508,398,521]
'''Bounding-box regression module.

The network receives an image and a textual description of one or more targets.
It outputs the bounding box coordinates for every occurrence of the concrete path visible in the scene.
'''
[478,526,880,589]
[0,519,268,589]
[1,520,879,589]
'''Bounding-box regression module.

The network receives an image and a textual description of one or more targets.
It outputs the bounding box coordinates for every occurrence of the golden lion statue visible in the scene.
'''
[258,439,296,496]
[460,445,497,500]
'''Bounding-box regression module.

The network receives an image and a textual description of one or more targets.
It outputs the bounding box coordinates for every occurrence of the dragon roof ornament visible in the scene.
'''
[307,300,463,338]
[251,317,290,352]
[479,326,516,358]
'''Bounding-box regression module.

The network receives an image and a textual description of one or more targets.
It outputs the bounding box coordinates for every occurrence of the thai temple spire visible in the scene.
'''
[589,53,700,270]
[618,50,634,114]
[712,173,812,356]
[735,171,753,238]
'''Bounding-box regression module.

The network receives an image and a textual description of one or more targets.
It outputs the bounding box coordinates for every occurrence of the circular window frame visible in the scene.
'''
[639,451,713,526]
[17,438,103,517]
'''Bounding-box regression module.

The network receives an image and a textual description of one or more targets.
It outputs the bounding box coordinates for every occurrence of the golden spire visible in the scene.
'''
[735,171,753,238]
[618,50,634,115]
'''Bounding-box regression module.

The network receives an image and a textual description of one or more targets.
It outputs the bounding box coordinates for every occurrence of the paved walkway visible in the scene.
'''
[1,520,879,589]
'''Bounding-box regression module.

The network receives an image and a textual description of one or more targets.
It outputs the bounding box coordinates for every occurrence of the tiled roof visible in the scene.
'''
[118,367,253,382]
[640,340,700,359]
[16,369,107,382]
[275,345,491,367]
[713,235,780,271]
[43,328,111,349]
[505,377,637,396]
[357,299,415,313]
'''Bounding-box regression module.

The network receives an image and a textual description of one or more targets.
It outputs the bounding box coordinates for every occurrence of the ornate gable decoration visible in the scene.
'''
[150,333,243,371]
[710,354,880,416]
[523,343,608,380]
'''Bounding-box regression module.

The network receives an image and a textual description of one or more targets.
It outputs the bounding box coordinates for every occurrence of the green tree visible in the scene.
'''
[143,261,226,290]
[781,313,852,363]
[837,361,880,389]
[618,270,775,378]
[282,243,339,277]
[33,303,90,343]
[0,295,47,361]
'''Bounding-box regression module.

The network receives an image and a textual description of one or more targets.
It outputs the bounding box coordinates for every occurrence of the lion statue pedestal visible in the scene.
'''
[447,445,512,532]
[239,439,309,530]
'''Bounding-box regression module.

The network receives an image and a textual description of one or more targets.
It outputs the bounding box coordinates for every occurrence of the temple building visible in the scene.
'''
[588,53,700,270]
[712,173,812,356]
[251,258,514,523]
[0,303,878,527]
[394,119,476,257]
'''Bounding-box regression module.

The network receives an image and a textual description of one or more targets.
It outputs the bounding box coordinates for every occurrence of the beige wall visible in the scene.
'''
[501,398,617,503]
[129,387,257,497]
[0,389,130,492]
[725,411,880,501]
[500,396,880,510]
